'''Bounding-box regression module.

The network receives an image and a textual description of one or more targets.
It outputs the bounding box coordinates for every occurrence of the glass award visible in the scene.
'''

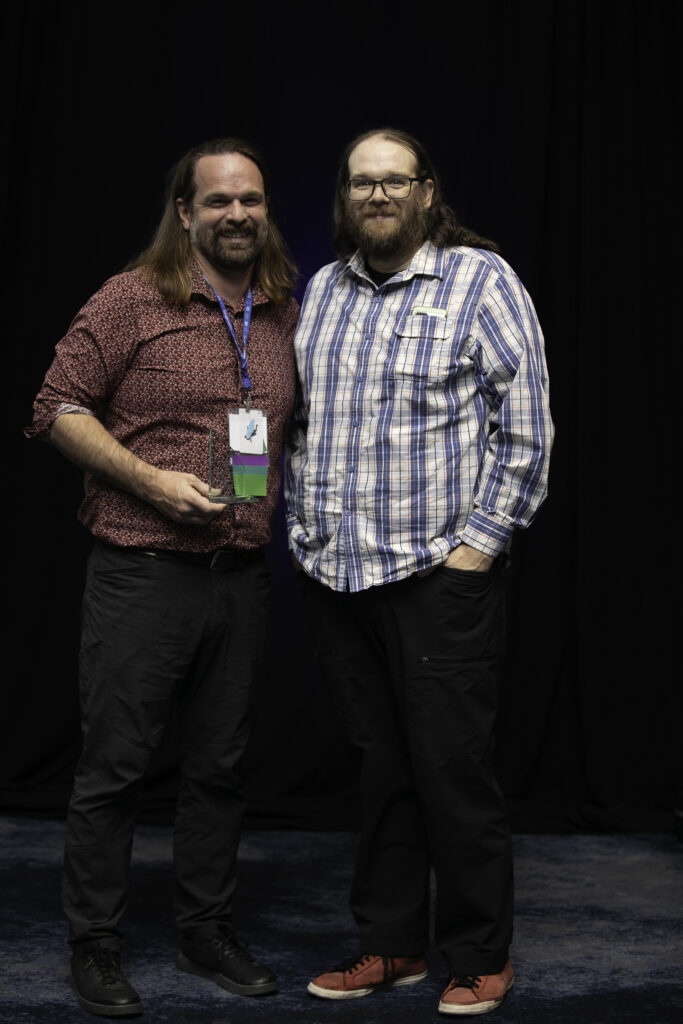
[207,429,260,505]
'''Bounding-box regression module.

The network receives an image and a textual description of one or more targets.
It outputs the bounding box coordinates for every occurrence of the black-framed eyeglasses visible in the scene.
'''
[345,176,427,201]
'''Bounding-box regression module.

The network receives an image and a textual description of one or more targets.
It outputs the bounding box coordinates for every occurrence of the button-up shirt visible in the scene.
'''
[285,241,553,592]
[27,263,298,552]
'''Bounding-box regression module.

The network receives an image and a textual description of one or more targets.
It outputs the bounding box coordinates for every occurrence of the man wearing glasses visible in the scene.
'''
[286,129,552,1015]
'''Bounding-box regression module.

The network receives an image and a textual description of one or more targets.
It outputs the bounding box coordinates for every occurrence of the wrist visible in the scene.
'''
[129,457,159,500]
[445,544,495,571]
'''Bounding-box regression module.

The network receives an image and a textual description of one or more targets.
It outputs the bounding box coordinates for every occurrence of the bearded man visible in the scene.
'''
[27,138,298,1016]
[285,129,553,1016]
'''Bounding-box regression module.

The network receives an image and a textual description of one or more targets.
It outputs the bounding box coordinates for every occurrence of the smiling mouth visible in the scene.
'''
[219,225,254,236]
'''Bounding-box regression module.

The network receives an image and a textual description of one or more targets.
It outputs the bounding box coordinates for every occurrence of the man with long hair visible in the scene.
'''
[286,129,553,1015]
[27,138,298,1016]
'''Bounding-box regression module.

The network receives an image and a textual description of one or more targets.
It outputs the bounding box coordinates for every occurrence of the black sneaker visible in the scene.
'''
[70,945,143,1017]
[177,925,278,996]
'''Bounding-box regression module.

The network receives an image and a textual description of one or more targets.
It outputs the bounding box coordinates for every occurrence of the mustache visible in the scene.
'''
[216,224,256,238]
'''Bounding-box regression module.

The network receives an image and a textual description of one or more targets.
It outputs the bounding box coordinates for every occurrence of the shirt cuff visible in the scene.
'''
[461,510,515,558]
[24,403,96,442]
[55,403,96,419]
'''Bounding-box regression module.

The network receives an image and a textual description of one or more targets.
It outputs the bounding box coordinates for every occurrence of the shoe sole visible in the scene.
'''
[176,952,278,996]
[71,979,143,1017]
[438,978,513,1015]
[307,970,428,1000]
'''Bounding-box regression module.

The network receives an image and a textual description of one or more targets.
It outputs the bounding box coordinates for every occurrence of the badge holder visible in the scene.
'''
[204,282,267,503]
[208,406,269,504]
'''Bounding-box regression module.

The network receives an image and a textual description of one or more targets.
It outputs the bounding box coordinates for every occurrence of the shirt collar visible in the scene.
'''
[345,239,443,285]
[189,259,269,311]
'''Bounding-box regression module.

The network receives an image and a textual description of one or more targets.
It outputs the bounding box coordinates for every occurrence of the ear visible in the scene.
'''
[422,178,435,210]
[176,197,191,231]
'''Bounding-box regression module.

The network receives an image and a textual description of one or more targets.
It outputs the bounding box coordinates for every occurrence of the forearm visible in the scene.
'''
[49,412,156,501]
[49,412,221,526]
[283,395,309,539]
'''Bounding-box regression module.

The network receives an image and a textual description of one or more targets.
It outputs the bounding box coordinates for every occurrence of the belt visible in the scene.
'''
[138,547,259,572]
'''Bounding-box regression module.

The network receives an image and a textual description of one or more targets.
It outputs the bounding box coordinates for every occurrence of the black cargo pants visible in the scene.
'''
[301,562,513,976]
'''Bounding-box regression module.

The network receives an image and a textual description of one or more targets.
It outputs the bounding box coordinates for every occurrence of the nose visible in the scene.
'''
[368,182,390,202]
[224,200,248,222]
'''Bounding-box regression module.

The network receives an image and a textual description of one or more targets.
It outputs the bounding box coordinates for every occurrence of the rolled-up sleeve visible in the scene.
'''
[25,279,138,440]
[461,269,554,556]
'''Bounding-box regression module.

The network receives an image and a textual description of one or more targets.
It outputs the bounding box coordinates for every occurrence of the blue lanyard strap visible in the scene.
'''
[208,282,254,392]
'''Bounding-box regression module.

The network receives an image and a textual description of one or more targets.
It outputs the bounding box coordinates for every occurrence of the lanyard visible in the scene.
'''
[208,281,254,401]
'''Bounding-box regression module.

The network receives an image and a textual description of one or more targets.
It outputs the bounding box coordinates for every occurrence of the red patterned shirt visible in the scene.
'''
[27,263,298,552]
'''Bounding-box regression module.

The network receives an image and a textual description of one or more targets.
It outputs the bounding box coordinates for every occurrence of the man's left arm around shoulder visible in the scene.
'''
[457,266,554,565]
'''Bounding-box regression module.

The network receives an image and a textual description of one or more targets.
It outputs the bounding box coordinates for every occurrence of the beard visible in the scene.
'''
[343,194,429,262]
[190,219,268,273]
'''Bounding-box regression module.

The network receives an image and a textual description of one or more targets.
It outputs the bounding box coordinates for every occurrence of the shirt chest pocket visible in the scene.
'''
[391,314,469,383]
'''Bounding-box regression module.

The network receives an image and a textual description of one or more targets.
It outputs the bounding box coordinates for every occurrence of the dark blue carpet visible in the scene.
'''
[1,819,681,1023]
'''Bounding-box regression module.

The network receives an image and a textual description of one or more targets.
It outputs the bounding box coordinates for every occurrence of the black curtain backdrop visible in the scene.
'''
[2,1,679,832]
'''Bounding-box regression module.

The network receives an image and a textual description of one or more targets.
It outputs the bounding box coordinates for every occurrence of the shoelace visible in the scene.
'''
[210,927,259,963]
[83,948,124,987]
[447,974,482,992]
[333,954,394,980]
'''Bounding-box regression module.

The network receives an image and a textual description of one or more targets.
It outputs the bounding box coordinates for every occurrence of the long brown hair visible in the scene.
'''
[128,138,297,305]
[333,127,500,259]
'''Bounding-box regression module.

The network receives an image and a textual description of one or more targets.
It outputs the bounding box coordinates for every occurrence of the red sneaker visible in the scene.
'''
[307,953,427,1000]
[438,961,514,1015]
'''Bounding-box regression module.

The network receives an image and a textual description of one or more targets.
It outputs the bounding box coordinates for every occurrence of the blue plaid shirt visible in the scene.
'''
[285,242,553,592]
